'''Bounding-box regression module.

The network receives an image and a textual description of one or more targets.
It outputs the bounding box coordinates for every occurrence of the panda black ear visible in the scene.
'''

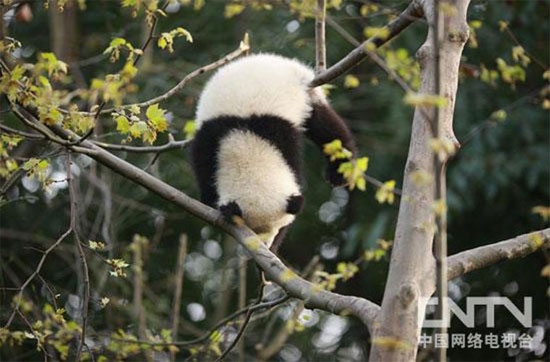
[286,194,304,215]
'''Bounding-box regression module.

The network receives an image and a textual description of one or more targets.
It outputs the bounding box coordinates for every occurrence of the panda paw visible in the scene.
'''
[219,201,243,223]
[286,194,304,215]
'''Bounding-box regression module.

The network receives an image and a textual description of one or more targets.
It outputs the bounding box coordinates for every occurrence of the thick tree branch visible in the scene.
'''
[11,107,382,331]
[447,229,550,280]
[310,0,422,87]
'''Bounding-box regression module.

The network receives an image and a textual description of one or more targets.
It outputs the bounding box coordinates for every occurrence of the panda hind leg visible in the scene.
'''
[219,201,243,224]
[269,225,290,254]
[258,225,291,285]
[286,195,304,215]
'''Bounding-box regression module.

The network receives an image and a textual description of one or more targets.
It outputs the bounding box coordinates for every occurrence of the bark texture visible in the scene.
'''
[48,0,79,62]
[369,1,471,360]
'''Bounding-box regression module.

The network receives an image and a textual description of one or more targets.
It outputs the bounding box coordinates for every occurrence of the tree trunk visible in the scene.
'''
[49,0,78,62]
[369,0,470,360]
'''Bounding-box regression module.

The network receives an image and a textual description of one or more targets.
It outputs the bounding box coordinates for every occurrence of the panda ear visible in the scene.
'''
[286,194,304,215]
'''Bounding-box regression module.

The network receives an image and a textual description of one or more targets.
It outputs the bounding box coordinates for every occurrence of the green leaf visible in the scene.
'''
[356,157,369,172]
[157,37,167,49]
[183,120,196,139]
[225,4,245,18]
[38,160,49,170]
[129,121,148,137]
[356,177,366,191]
[490,109,507,122]
[22,158,39,171]
[344,74,360,89]
[146,104,168,132]
[10,65,24,81]
[109,37,127,48]
[173,27,193,43]
[115,116,130,133]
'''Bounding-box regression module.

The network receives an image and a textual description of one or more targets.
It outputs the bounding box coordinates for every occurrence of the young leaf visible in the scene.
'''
[146,104,168,132]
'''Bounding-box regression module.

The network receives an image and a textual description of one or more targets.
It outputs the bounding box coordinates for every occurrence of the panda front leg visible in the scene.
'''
[305,89,357,186]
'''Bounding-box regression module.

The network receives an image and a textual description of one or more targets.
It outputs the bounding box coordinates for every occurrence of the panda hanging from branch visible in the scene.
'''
[192,53,356,252]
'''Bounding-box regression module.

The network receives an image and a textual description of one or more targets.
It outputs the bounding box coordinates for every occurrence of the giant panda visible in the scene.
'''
[192,53,356,252]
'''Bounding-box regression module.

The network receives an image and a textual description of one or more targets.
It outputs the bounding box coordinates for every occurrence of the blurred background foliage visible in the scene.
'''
[0,0,548,361]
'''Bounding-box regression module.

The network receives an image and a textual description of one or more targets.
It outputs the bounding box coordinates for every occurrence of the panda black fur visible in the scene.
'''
[192,54,356,251]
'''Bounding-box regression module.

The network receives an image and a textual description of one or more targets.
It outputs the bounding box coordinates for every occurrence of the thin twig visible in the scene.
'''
[37,275,58,310]
[237,253,247,359]
[460,87,543,147]
[216,283,265,362]
[258,256,321,360]
[11,105,73,146]
[503,27,548,70]
[15,309,51,359]
[0,123,45,140]
[310,0,422,87]
[68,153,91,362]
[132,235,147,341]
[111,294,290,348]
[95,40,250,115]
[92,138,191,153]
[4,222,72,328]
[315,0,327,73]
[171,234,188,345]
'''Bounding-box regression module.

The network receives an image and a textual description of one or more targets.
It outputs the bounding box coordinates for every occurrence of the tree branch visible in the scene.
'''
[0,123,45,140]
[171,234,187,342]
[432,1,448,360]
[369,0,471,360]
[315,0,327,73]
[91,137,191,153]
[68,153,90,362]
[94,39,250,115]
[447,229,550,280]
[112,294,289,348]
[215,284,265,362]
[310,0,422,87]
[11,104,382,331]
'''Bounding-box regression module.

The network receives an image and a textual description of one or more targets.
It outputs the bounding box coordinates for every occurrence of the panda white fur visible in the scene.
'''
[192,53,356,251]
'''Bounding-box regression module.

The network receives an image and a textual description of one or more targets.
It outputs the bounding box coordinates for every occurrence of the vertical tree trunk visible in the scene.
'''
[49,0,78,62]
[369,1,470,360]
